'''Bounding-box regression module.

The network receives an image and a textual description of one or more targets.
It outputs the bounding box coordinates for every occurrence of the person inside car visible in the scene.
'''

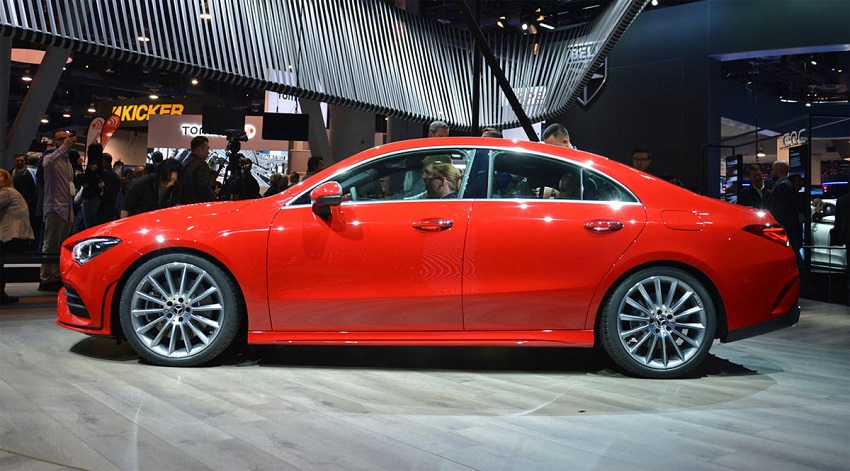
[424,162,461,199]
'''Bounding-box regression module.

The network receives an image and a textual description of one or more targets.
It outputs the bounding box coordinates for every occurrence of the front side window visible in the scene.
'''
[291,149,473,205]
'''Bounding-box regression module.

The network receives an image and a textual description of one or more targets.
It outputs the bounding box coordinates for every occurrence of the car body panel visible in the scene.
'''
[462,199,646,330]
[266,200,470,331]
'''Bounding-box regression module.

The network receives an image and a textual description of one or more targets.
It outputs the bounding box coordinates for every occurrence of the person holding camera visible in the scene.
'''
[38,130,78,291]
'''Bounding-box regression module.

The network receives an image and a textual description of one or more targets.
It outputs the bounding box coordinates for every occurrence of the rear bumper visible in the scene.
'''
[722,304,801,343]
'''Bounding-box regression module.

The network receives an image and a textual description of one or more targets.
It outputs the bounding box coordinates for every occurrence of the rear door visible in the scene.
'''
[462,151,647,330]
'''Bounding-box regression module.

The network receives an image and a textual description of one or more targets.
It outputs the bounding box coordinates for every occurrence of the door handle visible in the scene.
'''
[584,220,624,232]
[412,219,454,232]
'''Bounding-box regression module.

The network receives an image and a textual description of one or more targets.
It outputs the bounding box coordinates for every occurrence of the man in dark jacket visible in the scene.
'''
[767,160,806,288]
[738,164,770,209]
[180,136,216,205]
[121,159,182,218]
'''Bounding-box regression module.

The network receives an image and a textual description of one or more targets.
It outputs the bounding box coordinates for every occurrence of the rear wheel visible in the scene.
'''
[600,267,716,379]
[119,253,241,366]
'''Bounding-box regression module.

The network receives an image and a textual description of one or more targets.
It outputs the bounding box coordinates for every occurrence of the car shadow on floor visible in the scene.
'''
[69,337,759,378]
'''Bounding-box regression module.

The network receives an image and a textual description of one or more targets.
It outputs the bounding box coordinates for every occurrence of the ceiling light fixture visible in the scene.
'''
[21,74,32,82]
[87,104,97,113]
[40,116,49,124]
[191,78,199,85]
[651,0,659,5]
[199,12,212,20]
[149,94,159,100]
[137,36,150,42]
[539,22,554,30]
[757,145,766,158]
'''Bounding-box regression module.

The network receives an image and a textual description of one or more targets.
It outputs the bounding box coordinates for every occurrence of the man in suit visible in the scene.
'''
[738,164,770,209]
[767,160,807,290]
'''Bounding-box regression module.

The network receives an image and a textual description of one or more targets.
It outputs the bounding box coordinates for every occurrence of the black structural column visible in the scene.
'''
[455,0,538,141]
[5,45,71,162]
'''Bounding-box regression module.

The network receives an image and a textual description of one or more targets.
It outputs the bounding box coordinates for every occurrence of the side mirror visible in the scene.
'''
[311,181,342,218]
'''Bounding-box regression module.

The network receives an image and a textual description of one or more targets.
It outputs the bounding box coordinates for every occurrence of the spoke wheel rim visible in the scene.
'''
[129,261,225,360]
[616,275,707,371]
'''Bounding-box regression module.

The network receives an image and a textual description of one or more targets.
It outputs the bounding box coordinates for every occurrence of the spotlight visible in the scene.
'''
[651,0,659,5]
[191,78,199,85]
[521,22,528,31]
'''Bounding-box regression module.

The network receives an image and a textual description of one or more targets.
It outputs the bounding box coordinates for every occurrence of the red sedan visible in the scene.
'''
[57,138,800,378]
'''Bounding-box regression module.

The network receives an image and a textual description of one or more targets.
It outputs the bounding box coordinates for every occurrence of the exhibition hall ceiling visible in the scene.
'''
[721,51,849,106]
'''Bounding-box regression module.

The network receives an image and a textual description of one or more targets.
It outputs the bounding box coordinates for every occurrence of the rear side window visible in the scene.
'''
[489,152,637,202]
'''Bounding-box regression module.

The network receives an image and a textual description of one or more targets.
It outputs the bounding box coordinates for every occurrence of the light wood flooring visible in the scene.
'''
[1,283,848,470]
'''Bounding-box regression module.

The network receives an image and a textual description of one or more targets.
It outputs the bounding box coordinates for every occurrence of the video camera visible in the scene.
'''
[218,129,250,201]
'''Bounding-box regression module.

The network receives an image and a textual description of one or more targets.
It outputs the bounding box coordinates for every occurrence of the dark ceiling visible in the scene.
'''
[4,0,847,134]
[721,51,849,105]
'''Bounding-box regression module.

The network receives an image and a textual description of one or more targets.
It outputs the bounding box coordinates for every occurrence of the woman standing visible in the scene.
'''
[0,169,36,304]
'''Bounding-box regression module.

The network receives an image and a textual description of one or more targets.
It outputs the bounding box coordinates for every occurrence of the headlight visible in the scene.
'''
[72,237,122,265]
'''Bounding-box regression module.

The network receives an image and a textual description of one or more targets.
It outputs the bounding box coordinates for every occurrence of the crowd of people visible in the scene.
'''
[0,133,278,303]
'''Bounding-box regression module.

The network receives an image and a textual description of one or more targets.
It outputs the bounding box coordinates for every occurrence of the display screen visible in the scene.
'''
[262,113,309,141]
[788,144,807,179]
[202,106,246,136]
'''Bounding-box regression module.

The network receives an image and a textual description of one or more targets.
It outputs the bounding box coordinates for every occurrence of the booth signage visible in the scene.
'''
[782,128,807,148]
[180,123,258,140]
[98,98,204,127]
[111,103,185,123]
[148,114,286,151]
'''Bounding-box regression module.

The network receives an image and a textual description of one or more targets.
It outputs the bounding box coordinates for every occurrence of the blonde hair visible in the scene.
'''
[426,163,461,192]
[0,169,11,188]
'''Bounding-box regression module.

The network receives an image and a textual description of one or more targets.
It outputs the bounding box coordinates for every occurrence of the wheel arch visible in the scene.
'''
[592,260,728,347]
[108,247,248,342]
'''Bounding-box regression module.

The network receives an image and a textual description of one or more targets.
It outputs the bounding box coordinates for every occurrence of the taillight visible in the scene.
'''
[744,224,789,246]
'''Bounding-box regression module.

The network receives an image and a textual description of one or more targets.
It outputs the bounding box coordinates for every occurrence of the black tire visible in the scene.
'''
[600,267,716,379]
[119,253,242,366]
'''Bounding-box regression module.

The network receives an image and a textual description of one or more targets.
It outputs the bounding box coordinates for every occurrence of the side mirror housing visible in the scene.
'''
[311,181,342,218]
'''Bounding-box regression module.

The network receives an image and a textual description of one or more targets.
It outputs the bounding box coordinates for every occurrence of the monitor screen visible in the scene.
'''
[262,113,309,141]
[202,106,246,136]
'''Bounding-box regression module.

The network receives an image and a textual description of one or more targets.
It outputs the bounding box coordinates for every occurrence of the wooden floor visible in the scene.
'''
[1,283,848,471]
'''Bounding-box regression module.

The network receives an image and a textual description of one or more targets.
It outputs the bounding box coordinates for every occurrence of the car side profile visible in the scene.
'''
[810,198,848,271]
[57,138,800,378]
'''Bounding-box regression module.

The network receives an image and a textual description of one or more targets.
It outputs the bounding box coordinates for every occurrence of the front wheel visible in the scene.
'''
[119,253,242,366]
[600,267,716,379]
